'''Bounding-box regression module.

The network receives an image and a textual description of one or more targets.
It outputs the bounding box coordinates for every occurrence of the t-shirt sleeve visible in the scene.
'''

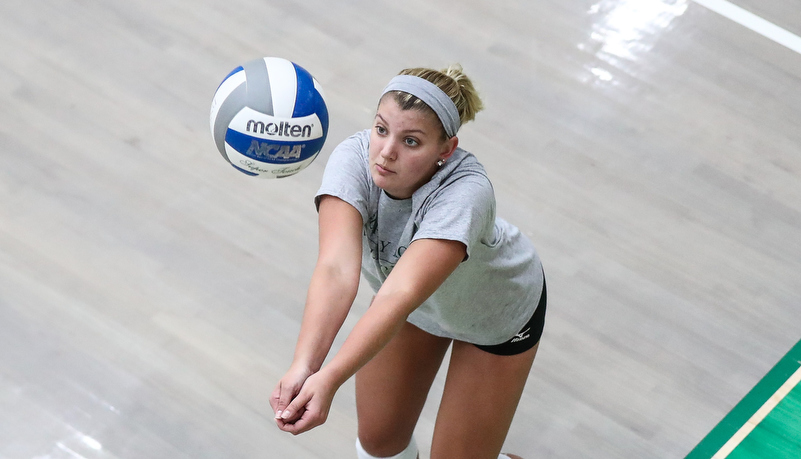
[314,130,372,223]
[411,175,495,260]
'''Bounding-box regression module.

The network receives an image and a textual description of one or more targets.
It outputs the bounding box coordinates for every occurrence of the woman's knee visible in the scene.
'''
[357,435,419,459]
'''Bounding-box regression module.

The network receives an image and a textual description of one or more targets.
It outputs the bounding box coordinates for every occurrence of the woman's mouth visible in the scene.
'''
[375,163,394,175]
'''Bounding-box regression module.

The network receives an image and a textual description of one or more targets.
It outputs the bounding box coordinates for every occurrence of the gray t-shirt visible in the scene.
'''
[315,130,544,345]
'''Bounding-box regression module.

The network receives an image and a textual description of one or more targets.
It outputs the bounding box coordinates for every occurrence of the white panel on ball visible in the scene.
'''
[263,57,299,118]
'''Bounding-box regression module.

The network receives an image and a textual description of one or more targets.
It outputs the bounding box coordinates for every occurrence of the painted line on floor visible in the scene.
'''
[691,0,801,55]
[711,364,801,458]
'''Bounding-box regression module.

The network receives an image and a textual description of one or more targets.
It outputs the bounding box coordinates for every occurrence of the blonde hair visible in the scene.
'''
[384,64,484,137]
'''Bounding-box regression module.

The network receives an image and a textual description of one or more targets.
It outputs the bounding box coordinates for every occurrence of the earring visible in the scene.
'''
[437,159,445,167]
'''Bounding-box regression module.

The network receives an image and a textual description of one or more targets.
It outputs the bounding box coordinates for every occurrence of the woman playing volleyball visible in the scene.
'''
[270,65,546,459]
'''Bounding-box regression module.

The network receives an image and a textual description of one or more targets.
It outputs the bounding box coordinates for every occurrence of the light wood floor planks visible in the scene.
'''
[0,0,799,457]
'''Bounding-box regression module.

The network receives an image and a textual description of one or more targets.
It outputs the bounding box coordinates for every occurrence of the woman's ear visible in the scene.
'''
[440,136,459,161]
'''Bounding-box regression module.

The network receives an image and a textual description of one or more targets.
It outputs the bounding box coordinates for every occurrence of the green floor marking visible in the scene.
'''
[686,339,801,459]
[728,382,801,458]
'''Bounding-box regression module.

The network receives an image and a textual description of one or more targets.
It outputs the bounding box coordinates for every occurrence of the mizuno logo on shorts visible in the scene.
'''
[510,328,531,343]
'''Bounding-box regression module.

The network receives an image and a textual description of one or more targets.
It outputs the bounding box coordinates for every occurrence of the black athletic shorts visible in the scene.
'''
[474,277,547,356]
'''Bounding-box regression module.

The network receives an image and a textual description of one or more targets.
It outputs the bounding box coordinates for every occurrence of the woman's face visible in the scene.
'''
[369,96,458,199]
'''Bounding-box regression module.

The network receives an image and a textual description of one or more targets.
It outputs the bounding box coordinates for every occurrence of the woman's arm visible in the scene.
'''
[291,195,364,372]
[271,195,363,417]
[276,236,466,434]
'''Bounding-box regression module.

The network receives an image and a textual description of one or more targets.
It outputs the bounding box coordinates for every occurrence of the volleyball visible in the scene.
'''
[209,57,329,178]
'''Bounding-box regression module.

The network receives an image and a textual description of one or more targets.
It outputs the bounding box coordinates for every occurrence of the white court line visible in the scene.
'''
[711,365,801,458]
[691,0,801,55]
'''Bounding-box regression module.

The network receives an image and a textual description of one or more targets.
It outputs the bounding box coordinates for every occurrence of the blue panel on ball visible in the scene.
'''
[292,63,329,132]
[215,66,244,91]
[225,129,326,164]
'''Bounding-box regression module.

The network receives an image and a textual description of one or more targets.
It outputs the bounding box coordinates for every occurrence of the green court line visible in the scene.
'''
[728,381,801,458]
[686,338,801,458]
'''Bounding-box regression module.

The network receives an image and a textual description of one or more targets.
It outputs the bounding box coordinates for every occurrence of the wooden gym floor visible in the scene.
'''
[0,0,799,457]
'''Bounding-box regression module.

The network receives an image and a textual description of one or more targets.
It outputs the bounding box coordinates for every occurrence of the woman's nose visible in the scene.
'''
[380,141,397,160]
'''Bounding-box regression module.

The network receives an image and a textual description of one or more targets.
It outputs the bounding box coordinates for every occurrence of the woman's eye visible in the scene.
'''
[375,125,387,135]
[404,138,419,147]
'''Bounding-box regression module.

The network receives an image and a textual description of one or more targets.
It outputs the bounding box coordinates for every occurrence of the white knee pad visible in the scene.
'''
[356,436,418,459]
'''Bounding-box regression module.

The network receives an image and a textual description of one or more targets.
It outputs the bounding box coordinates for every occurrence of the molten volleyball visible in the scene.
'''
[210,57,329,178]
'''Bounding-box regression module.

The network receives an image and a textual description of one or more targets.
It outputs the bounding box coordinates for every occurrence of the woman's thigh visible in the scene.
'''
[355,320,452,456]
[430,340,539,459]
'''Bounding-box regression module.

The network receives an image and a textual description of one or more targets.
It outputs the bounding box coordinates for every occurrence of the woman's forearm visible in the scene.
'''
[317,291,411,389]
[315,238,466,390]
[291,262,360,373]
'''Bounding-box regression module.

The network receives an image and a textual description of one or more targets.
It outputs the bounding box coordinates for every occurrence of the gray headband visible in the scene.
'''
[381,75,461,138]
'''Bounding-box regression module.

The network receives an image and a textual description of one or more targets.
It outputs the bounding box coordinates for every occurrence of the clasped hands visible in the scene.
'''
[270,364,338,435]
